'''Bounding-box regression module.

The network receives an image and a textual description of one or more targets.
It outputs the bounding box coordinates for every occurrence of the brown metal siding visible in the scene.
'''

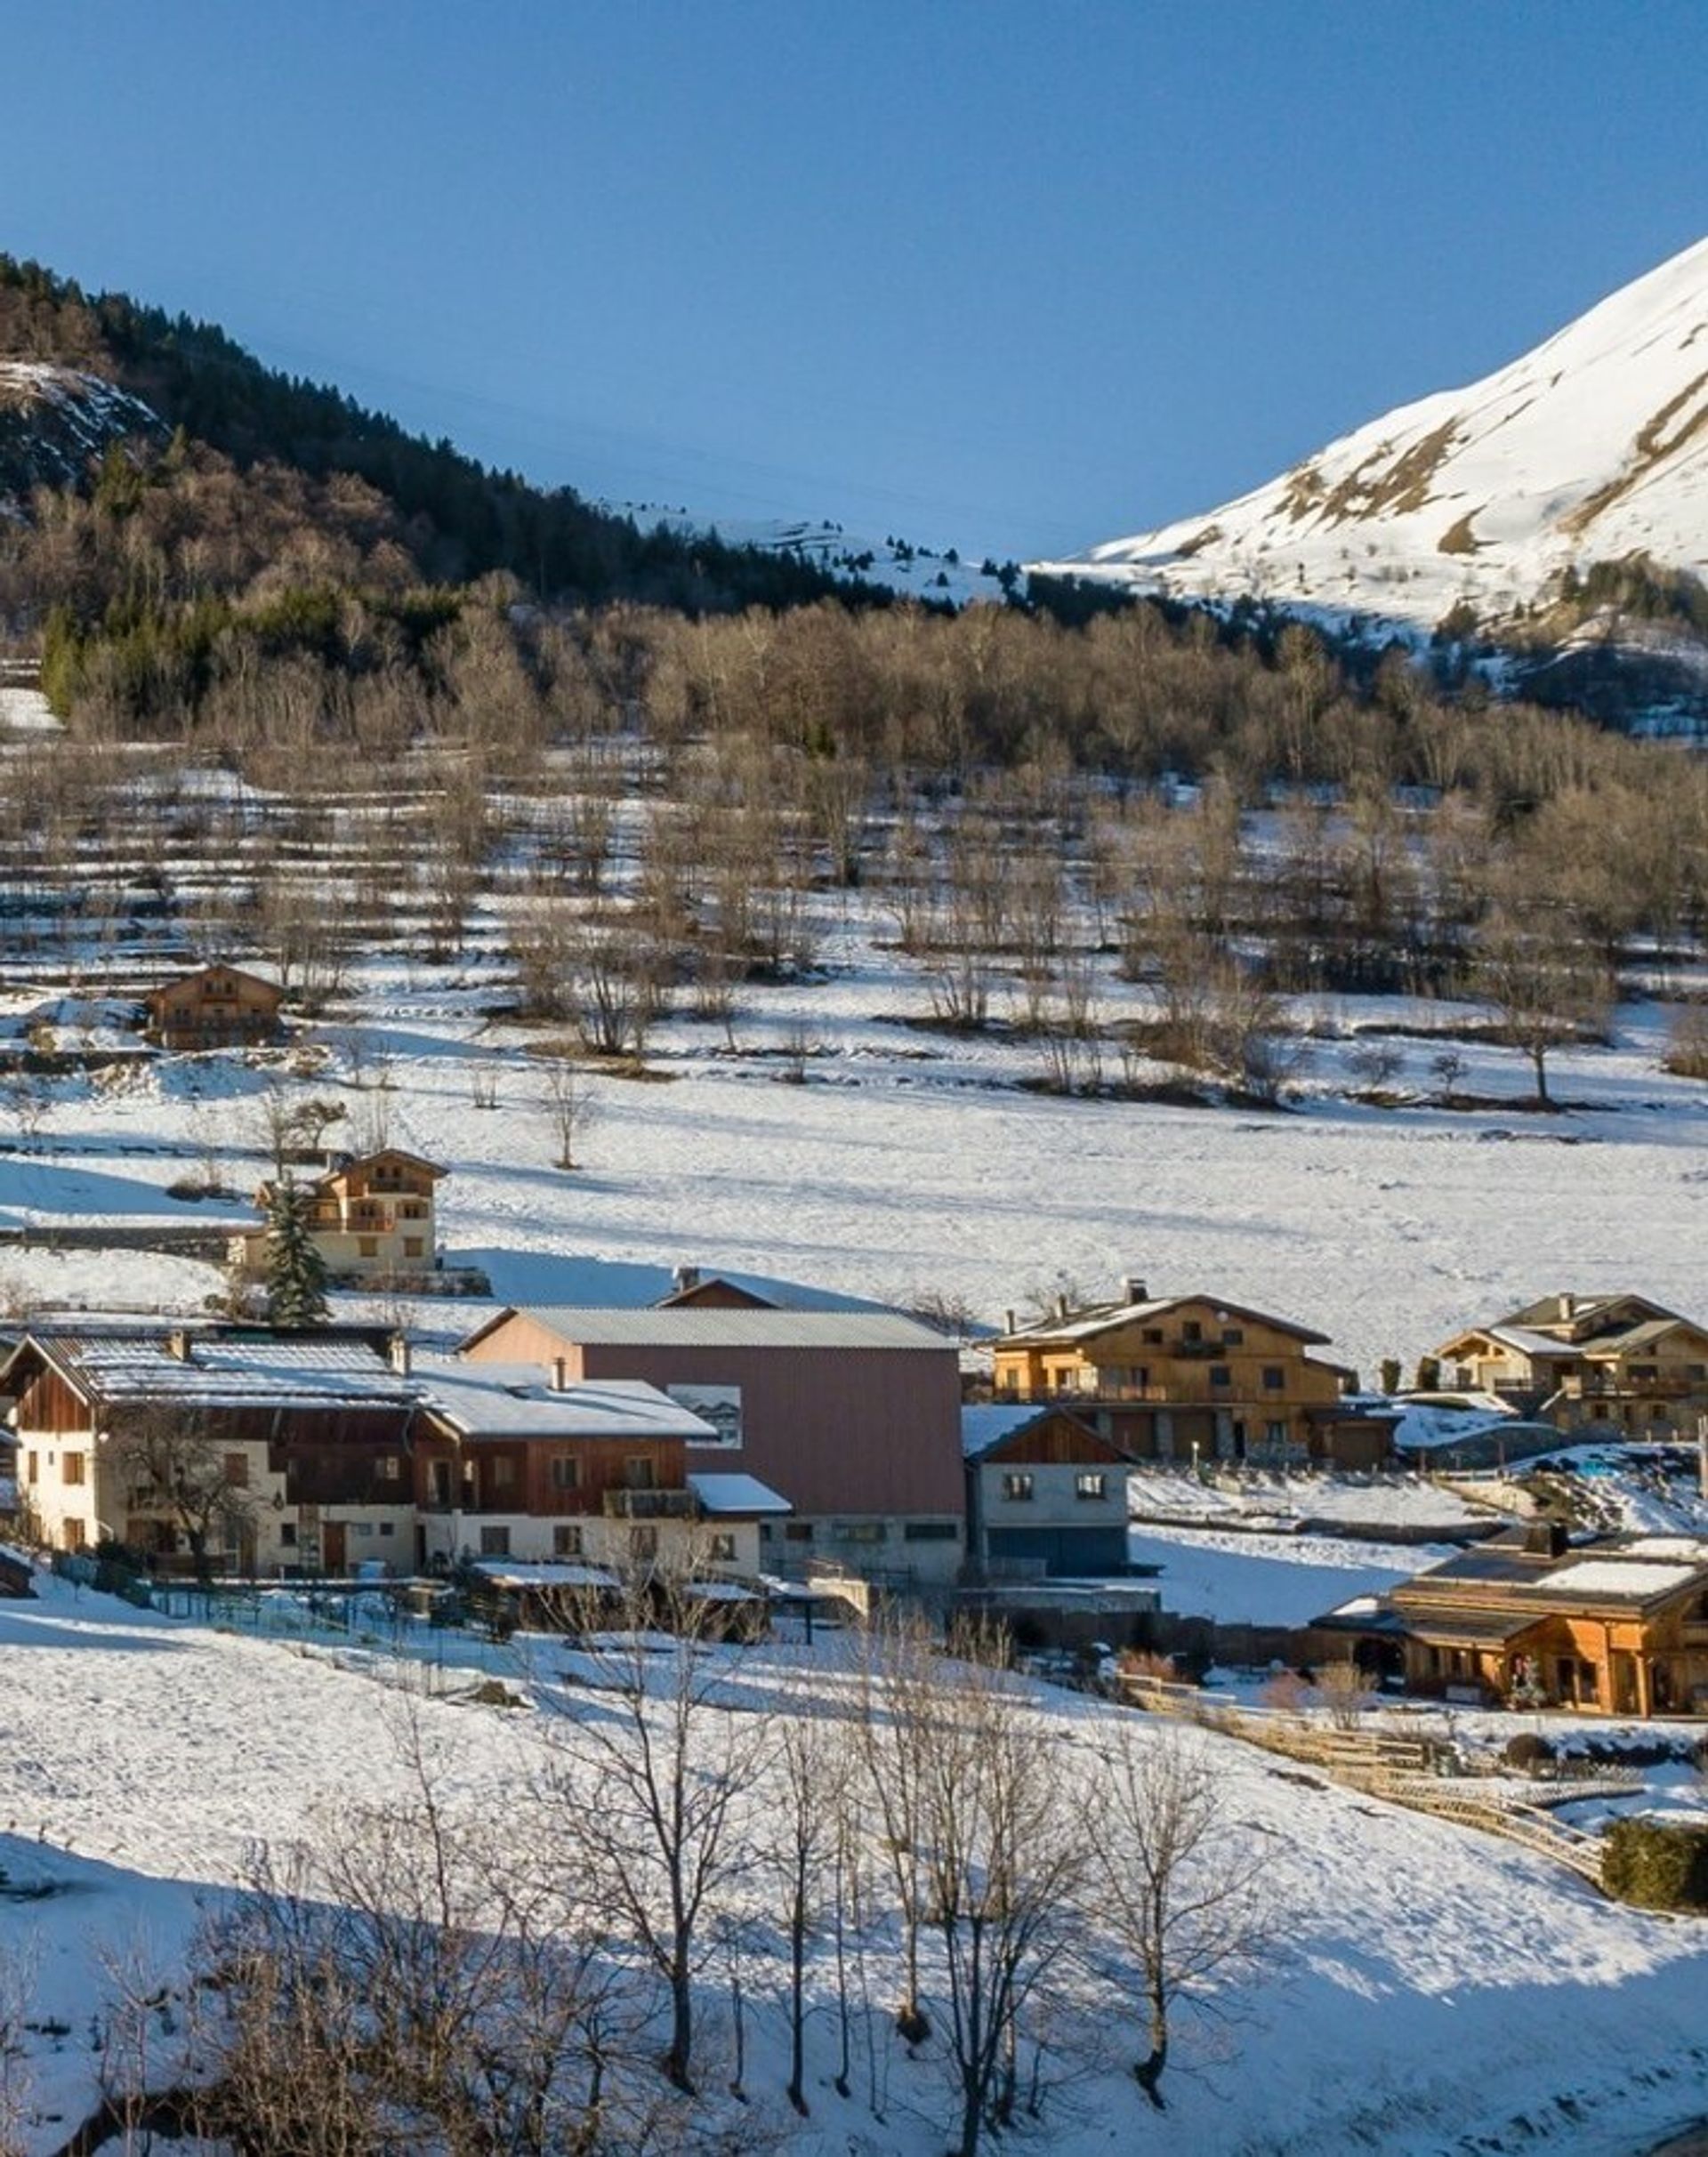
[464,1316,962,1516]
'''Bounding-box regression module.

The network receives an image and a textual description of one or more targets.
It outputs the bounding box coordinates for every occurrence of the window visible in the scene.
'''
[905,1521,959,1541]
[1142,1328,1164,1344]
[1182,1321,1202,1343]
[1001,1472,1035,1502]
[223,1453,249,1487]
[353,1522,374,1538]
[63,1519,86,1551]
[1051,1368,1073,1393]
[25,1452,36,1485]
[403,1238,424,1260]
[1075,1472,1107,1501]
[379,1522,394,1537]
[624,1457,657,1492]
[490,1456,516,1489]
[62,1453,86,1486]
[1209,1364,1231,1388]
[376,1455,401,1481]
[358,1235,379,1259]
[1630,1364,1659,1383]
[553,1524,583,1557]
[1221,1327,1244,1347]
[550,1456,580,1491]
[836,1521,889,1543]
[630,1525,658,1561]
[784,1522,814,1542]
[279,1523,297,1548]
[1266,1420,1287,1447]
[709,1533,737,1562]
[479,1525,510,1557]
[1261,1367,1285,1391]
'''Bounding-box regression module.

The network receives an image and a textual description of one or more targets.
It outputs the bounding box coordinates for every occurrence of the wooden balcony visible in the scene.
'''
[603,1488,697,1520]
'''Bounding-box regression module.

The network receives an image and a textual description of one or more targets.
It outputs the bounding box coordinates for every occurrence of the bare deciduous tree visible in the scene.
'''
[109,1405,255,1582]
[1089,1728,1271,2108]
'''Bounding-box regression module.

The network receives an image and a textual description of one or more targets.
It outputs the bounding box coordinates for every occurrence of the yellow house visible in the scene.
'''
[990,1280,1356,1465]
[1432,1293,1708,1438]
[231,1148,447,1283]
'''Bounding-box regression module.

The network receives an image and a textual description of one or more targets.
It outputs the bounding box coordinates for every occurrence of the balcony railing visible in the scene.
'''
[603,1489,697,1520]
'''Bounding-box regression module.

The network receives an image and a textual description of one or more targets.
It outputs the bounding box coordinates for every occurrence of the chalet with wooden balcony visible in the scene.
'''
[1431,1292,1708,1439]
[2,1325,787,1583]
[142,963,284,1050]
[460,1305,965,1582]
[1324,1523,1708,1717]
[3,1324,418,1575]
[410,1355,787,1578]
[988,1280,1374,1468]
[230,1148,447,1284]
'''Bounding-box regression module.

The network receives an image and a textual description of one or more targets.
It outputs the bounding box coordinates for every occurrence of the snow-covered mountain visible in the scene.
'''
[0,360,163,505]
[1031,237,1708,656]
[603,499,1017,607]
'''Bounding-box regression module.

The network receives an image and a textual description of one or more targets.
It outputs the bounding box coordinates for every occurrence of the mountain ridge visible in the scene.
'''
[1029,237,1708,723]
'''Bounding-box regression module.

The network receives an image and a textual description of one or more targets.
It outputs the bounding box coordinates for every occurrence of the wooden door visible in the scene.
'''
[323,1521,347,1576]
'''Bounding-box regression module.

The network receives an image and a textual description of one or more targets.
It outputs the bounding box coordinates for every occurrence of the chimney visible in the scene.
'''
[1122,1276,1148,1307]
[673,1264,701,1296]
[1054,1292,1070,1323]
[1004,1308,1017,1336]
[389,1332,412,1377]
[552,1356,568,1393]
[167,1329,193,1364]
[1556,1293,1575,1324]
[1524,1518,1569,1561]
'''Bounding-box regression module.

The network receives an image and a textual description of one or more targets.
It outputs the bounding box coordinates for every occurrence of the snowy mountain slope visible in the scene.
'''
[604,499,1015,606]
[0,360,163,504]
[1031,237,1708,646]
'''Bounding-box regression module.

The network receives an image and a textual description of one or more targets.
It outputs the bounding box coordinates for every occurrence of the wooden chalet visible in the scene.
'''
[1430,1292,1708,1439]
[143,964,283,1050]
[231,1148,447,1283]
[989,1281,1381,1468]
[1322,1523,1708,1717]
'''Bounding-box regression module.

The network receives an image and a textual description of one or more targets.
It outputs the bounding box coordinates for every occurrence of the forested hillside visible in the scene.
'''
[0,254,876,618]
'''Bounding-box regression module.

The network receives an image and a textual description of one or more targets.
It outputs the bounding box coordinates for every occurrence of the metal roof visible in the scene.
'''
[414,1357,716,1443]
[484,1308,955,1351]
[686,1471,793,1517]
[995,1294,1331,1349]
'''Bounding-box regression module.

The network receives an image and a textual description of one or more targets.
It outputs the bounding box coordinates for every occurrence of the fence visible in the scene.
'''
[1116,1670,1607,1886]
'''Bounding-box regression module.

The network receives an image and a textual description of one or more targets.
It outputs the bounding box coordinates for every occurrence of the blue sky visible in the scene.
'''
[4,1,1705,559]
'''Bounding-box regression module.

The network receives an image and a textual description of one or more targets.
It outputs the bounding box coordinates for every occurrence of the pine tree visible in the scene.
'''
[264,1176,329,1328]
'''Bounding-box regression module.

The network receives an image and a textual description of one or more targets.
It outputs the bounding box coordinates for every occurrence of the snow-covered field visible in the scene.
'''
[0,907,1703,1388]
[4,1562,1708,2157]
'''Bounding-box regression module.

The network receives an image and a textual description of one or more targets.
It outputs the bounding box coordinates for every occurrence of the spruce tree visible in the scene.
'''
[264,1176,329,1328]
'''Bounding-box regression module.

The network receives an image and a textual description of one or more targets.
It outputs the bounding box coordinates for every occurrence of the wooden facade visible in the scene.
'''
[990,1291,1360,1466]
[1432,1293,1708,1439]
[1340,1526,1708,1718]
[144,964,283,1050]
[232,1148,447,1282]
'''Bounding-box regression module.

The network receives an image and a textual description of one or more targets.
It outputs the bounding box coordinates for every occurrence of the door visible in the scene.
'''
[323,1521,347,1577]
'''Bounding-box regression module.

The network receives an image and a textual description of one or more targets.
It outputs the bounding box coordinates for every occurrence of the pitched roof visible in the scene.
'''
[17,1331,414,1412]
[686,1471,793,1517]
[463,1308,955,1353]
[959,1403,1135,1464]
[413,1357,715,1443]
[994,1294,1331,1349]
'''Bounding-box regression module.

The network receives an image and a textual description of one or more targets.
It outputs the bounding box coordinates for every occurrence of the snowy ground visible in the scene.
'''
[4,1561,1708,2157]
[0,908,1703,1387]
[1125,1522,1453,1627]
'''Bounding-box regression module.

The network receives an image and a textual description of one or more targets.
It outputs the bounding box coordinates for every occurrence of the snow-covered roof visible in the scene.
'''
[1483,1324,1584,1359]
[960,1403,1054,1459]
[1532,1558,1706,1601]
[27,1331,415,1411]
[686,1472,792,1517]
[414,1356,716,1443]
[996,1295,1330,1348]
[470,1559,619,1591]
[480,1308,953,1352]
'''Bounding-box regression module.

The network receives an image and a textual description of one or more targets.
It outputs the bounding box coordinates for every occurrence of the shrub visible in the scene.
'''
[1601,1818,1708,1912]
[1503,1732,1554,1774]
